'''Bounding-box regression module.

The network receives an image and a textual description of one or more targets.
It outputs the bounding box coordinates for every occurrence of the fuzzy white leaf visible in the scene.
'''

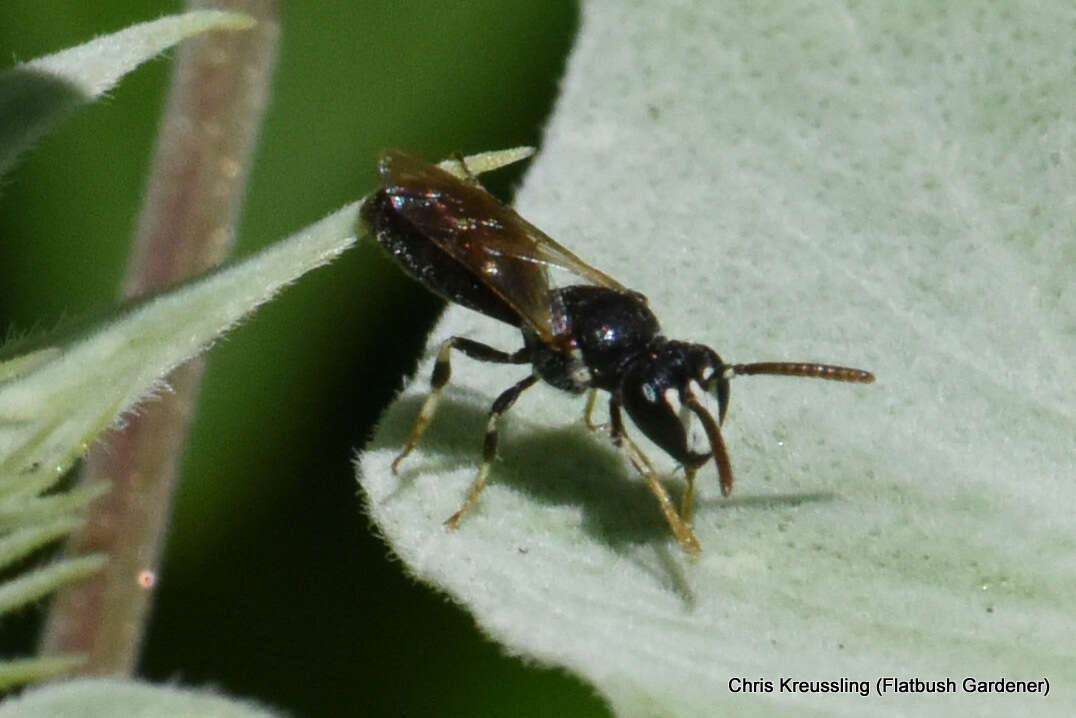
[0,678,282,718]
[0,11,254,175]
[0,146,533,498]
[360,1,1075,716]
[23,11,254,97]
[0,555,105,615]
[0,203,358,490]
[0,657,86,694]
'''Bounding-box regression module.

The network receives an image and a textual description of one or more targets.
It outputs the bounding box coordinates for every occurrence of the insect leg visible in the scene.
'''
[392,337,529,473]
[681,466,698,526]
[445,374,540,529]
[447,151,480,186]
[581,388,608,433]
[609,397,702,554]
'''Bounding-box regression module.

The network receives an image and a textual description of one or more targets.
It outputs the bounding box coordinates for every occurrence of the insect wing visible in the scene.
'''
[378,150,626,339]
[378,151,559,338]
[496,208,626,292]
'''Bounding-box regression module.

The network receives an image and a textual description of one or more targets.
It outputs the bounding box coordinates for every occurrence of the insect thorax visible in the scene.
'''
[361,190,523,327]
[526,285,662,394]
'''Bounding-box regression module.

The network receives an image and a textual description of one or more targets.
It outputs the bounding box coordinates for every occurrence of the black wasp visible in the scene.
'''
[360,149,874,553]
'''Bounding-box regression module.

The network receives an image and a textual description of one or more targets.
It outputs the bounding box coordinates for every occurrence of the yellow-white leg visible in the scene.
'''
[610,398,701,554]
[392,337,528,473]
[445,374,539,528]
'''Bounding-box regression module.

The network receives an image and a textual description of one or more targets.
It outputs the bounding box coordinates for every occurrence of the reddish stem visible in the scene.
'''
[40,0,279,675]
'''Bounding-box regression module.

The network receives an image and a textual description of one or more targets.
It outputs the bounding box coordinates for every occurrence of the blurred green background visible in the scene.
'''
[0,2,610,715]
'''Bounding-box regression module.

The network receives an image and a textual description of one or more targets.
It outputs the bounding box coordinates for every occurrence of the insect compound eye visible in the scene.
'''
[623,375,695,465]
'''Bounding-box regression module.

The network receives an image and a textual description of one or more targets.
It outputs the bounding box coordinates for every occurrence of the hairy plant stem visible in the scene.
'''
[39,0,279,675]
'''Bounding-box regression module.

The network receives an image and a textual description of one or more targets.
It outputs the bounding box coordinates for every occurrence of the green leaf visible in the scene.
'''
[0,148,529,500]
[0,555,105,615]
[0,484,107,533]
[0,204,357,495]
[0,146,526,689]
[0,10,255,175]
[0,678,282,717]
[0,517,84,571]
[359,2,1075,715]
[0,657,86,694]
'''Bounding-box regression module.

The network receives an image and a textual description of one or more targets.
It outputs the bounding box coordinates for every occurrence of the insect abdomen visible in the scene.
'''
[361,190,522,327]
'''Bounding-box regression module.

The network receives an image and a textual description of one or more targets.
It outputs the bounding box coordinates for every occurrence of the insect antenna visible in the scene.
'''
[727,362,875,384]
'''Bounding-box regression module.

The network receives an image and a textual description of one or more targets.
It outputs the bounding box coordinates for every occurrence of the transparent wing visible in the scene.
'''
[378,150,627,341]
